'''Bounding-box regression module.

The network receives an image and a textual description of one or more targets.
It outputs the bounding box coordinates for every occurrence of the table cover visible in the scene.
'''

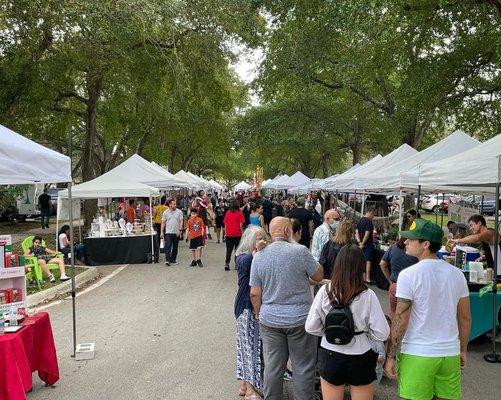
[84,234,158,266]
[0,312,59,400]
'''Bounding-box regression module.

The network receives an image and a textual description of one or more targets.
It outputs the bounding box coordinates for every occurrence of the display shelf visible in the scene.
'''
[0,266,27,313]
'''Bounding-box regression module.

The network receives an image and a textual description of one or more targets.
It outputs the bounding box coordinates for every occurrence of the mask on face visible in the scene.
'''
[329,221,338,230]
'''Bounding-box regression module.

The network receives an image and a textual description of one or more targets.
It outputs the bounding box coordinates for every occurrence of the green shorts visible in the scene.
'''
[397,353,461,400]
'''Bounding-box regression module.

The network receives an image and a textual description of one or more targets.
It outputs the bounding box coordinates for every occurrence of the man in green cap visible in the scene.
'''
[384,219,471,400]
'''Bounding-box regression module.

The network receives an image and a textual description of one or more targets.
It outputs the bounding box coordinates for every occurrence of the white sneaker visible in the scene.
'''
[49,274,56,283]
[60,274,71,281]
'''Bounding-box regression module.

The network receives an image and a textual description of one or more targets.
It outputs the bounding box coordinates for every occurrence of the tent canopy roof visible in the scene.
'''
[335,144,418,191]
[234,181,253,191]
[275,171,310,190]
[0,124,71,184]
[107,154,186,188]
[363,130,480,192]
[419,133,501,194]
[59,173,159,199]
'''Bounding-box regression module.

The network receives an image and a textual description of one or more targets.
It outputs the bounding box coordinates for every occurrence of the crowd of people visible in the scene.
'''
[99,189,477,400]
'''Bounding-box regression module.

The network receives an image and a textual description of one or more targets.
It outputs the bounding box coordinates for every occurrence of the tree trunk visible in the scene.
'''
[82,70,103,226]
[351,121,362,165]
[321,150,330,178]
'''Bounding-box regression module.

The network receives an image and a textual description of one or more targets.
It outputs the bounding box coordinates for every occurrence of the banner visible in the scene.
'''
[448,203,479,224]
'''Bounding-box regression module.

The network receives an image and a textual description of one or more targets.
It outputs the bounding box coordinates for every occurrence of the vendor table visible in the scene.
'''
[0,312,59,400]
[84,233,158,266]
[469,291,501,341]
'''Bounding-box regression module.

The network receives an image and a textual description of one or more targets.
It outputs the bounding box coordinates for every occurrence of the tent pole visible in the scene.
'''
[435,192,439,224]
[354,190,357,221]
[68,182,77,358]
[398,190,403,236]
[361,190,365,215]
[484,164,501,363]
[149,195,154,263]
[417,185,421,213]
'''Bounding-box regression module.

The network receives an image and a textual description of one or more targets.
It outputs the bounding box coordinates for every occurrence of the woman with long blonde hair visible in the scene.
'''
[318,220,355,279]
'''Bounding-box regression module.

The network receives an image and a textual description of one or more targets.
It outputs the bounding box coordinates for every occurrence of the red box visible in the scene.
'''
[4,253,20,268]
[10,288,22,303]
[2,289,13,303]
[0,290,8,305]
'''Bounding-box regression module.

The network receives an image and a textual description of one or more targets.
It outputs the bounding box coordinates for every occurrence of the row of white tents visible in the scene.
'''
[263,130,501,196]
[58,154,224,200]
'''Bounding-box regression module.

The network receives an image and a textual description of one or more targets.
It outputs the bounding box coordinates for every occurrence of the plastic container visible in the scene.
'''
[8,305,17,327]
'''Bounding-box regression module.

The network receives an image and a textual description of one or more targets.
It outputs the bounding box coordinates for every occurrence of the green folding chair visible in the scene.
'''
[21,236,64,290]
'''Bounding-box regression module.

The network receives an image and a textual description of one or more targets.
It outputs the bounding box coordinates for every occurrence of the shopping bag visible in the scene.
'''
[159,239,165,253]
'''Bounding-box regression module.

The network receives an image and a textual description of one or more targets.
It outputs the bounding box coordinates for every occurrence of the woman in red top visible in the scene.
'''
[223,200,245,271]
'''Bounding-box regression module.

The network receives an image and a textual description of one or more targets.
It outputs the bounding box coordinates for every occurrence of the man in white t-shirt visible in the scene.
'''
[160,199,184,266]
[385,219,471,400]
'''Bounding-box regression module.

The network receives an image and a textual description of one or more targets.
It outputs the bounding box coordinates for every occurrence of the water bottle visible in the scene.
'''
[9,305,18,327]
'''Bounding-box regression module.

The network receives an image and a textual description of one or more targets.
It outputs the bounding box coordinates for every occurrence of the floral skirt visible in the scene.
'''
[236,309,262,391]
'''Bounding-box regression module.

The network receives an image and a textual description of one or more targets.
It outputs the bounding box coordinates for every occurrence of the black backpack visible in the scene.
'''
[325,287,364,345]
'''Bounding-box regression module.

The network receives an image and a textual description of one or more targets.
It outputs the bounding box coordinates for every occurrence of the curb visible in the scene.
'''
[27,266,100,307]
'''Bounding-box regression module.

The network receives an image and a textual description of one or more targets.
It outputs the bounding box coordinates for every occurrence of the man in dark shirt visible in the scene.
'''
[240,196,251,228]
[356,207,376,284]
[38,188,52,229]
[261,197,273,231]
[287,197,314,248]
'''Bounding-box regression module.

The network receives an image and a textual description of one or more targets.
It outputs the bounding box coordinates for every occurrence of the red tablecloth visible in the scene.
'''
[0,312,59,400]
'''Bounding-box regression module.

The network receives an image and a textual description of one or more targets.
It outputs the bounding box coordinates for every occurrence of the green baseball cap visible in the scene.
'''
[401,218,443,243]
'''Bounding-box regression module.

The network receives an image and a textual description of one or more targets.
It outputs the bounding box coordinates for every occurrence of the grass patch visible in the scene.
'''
[26,266,87,295]
[0,220,42,234]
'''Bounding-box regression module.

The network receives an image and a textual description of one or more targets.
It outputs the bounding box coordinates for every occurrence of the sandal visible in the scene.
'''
[244,395,262,400]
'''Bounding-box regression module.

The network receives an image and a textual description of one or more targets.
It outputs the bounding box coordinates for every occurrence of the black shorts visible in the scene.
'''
[362,245,374,262]
[215,218,224,229]
[189,236,204,250]
[318,347,377,386]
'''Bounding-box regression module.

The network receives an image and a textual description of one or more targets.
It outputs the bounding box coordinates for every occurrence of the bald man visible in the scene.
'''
[250,217,323,400]
[311,209,341,261]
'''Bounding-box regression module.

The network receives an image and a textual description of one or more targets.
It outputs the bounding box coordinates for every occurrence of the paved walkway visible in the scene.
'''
[27,239,500,400]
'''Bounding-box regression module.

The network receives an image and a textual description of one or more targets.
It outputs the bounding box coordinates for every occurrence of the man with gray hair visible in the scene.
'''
[250,217,323,400]
[310,209,341,261]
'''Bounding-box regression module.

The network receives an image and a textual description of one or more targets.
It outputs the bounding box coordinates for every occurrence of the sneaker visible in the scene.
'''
[217,240,220,244]
[208,234,212,240]
[224,264,230,271]
[170,261,178,265]
[48,274,56,283]
[190,260,197,267]
[197,260,204,268]
[283,369,293,382]
[60,274,71,281]
[165,261,170,266]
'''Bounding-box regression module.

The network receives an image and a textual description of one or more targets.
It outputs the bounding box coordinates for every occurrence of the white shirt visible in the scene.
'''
[310,223,332,262]
[305,285,390,354]
[161,208,183,234]
[396,258,469,357]
[59,233,68,249]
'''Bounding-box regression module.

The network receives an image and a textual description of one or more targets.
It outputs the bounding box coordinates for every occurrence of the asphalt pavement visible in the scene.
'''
[27,239,500,400]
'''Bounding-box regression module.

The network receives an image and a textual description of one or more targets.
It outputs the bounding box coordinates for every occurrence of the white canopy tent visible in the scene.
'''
[363,130,480,193]
[266,174,290,190]
[324,157,382,191]
[419,133,501,194]
[208,179,223,191]
[234,181,253,191]
[420,133,501,362]
[107,154,186,189]
[335,144,418,191]
[58,174,160,199]
[274,171,310,190]
[0,123,71,184]
[322,164,361,191]
[186,171,212,189]
[174,170,204,189]
[289,179,324,194]
[0,124,81,357]
[262,175,282,189]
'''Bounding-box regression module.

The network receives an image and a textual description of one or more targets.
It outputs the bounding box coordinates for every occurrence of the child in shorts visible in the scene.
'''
[187,208,205,268]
